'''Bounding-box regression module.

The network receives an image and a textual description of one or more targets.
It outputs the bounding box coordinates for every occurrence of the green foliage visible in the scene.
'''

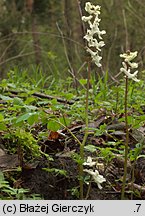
[84,145,96,153]
[72,153,84,165]
[98,147,115,164]
[3,127,40,158]
[1,65,145,199]
[47,120,60,131]
[68,187,80,199]
[129,143,143,162]
[0,171,42,200]
[42,168,67,177]
[0,113,7,130]
[94,124,107,137]
[14,129,40,157]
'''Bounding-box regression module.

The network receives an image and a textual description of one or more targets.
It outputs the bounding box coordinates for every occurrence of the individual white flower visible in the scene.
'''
[85,2,101,15]
[97,30,106,40]
[85,2,93,14]
[82,2,106,67]
[127,61,138,69]
[84,30,94,42]
[91,40,105,50]
[84,169,106,189]
[82,15,93,22]
[86,47,102,67]
[120,51,140,82]
[122,61,138,70]
[91,16,106,39]
[120,51,138,62]
[83,156,96,167]
[120,68,140,82]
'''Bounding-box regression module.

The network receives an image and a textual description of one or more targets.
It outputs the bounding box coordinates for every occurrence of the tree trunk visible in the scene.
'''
[25,0,41,66]
[31,15,41,66]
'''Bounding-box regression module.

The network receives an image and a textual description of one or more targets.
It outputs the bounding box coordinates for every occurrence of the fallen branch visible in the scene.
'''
[32,92,74,105]
[3,89,75,105]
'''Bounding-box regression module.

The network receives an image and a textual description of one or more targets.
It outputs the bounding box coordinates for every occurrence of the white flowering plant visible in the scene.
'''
[83,156,106,189]
[79,1,106,199]
[83,169,106,189]
[120,51,140,199]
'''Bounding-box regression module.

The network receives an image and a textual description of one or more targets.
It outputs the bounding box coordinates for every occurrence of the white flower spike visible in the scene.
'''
[120,51,140,82]
[82,2,106,67]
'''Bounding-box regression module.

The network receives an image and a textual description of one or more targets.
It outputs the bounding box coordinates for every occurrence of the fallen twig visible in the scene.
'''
[2,89,75,105]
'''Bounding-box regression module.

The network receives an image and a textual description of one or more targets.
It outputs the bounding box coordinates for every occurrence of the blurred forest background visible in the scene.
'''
[0,0,145,81]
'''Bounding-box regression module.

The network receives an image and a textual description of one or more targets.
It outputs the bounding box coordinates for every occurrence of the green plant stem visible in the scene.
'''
[79,61,90,199]
[17,143,23,168]
[115,84,119,114]
[130,161,135,200]
[54,119,82,146]
[85,178,92,200]
[79,133,88,199]
[121,76,129,200]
